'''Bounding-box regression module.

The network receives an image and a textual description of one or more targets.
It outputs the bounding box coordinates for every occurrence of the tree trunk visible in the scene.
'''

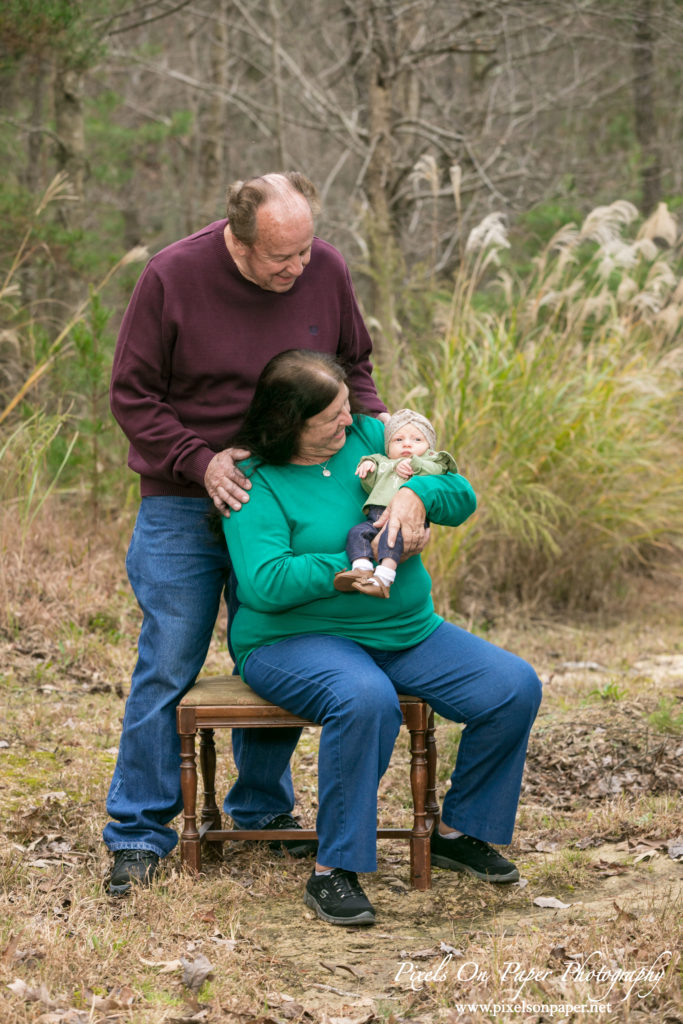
[365,59,398,357]
[632,0,661,214]
[53,61,87,311]
[269,0,288,169]
[20,60,49,314]
[198,0,229,223]
[54,64,86,208]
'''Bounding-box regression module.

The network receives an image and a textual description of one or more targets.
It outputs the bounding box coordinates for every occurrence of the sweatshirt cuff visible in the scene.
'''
[183,447,216,488]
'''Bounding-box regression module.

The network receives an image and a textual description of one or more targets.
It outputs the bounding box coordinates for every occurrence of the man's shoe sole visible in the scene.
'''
[108,875,158,896]
[108,879,133,896]
[431,852,519,883]
[303,889,376,925]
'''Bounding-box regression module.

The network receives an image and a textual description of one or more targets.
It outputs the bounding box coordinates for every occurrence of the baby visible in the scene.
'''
[334,409,457,598]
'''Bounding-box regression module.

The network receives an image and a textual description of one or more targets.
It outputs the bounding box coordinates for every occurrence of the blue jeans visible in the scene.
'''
[103,497,300,857]
[345,504,404,564]
[243,624,542,873]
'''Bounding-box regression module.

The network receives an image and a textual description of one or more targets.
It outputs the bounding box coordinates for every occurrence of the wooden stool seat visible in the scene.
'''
[176,675,439,890]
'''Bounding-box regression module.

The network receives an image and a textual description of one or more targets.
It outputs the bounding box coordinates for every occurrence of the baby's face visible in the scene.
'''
[387,425,430,460]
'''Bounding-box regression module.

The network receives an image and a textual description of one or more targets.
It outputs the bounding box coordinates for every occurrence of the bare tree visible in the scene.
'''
[632,0,662,213]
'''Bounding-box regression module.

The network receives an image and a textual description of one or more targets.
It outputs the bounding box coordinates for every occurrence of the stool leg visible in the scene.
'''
[406,707,431,891]
[426,710,440,830]
[179,730,201,873]
[199,728,223,856]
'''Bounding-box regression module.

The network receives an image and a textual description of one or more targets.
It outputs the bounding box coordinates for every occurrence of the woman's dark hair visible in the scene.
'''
[233,349,364,464]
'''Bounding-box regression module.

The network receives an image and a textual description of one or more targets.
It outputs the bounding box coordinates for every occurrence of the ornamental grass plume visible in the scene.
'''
[638,202,679,248]
[386,199,683,611]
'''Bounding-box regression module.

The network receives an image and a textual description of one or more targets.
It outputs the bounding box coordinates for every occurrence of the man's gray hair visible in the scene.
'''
[226,172,320,245]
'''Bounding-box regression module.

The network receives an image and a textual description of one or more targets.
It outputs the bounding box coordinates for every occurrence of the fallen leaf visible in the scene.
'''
[7,979,30,998]
[439,941,464,956]
[592,859,629,876]
[533,896,571,909]
[668,838,683,860]
[280,1002,305,1020]
[399,947,438,960]
[195,910,217,923]
[633,850,657,863]
[88,986,135,1010]
[167,1010,210,1024]
[336,962,363,978]
[534,840,559,853]
[180,954,213,992]
[613,901,637,922]
[1,935,21,963]
[7,978,55,1007]
[208,933,237,950]
[140,956,184,973]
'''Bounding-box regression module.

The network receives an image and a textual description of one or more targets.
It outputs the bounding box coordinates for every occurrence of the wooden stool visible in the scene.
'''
[177,675,439,890]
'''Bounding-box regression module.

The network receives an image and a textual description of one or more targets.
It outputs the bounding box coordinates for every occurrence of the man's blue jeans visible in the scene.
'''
[103,497,300,858]
[243,624,542,873]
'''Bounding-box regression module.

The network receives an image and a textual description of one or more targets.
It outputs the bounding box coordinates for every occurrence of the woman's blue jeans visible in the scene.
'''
[243,624,542,873]
[103,497,301,858]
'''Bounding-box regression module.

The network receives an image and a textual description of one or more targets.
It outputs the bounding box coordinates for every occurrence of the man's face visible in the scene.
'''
[234,199,314,293]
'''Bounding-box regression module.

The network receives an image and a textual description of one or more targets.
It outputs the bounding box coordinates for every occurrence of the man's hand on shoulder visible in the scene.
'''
[205,448,252,516]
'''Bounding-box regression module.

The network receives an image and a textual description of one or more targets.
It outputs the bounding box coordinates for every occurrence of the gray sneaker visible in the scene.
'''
[431,832,519,882]
[108,849,160,895]
[304,868,376,925]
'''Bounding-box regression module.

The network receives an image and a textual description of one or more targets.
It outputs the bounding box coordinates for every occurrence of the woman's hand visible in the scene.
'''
[371,488,430,558]
[204,448,252,515]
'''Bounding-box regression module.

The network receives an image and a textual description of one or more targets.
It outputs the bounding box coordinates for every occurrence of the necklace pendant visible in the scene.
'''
[322,468,331,477]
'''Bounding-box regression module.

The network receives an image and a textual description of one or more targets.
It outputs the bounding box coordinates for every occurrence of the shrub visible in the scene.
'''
[387,200,683,610]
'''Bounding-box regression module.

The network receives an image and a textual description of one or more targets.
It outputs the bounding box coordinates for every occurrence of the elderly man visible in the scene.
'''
[105,172,426,894]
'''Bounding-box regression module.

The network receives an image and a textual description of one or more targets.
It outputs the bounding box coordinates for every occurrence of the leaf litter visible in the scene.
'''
[2,582,682,1022]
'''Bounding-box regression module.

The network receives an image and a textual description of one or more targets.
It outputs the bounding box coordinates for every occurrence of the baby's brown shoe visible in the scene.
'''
[334,568,373,593]
[352,575,390,598]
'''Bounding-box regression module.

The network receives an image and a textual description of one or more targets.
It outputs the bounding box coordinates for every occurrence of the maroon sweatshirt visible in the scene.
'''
[110,220,385,497]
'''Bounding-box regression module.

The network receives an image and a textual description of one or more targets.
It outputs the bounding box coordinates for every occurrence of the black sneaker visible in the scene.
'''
[265,813,318,858]
[108,849,160,895]
[431,832,520,883]
[304,868,376,926]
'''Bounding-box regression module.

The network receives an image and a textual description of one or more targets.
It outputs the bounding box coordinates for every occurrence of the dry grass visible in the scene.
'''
[382,199,683,613]
[1,505,682,1023]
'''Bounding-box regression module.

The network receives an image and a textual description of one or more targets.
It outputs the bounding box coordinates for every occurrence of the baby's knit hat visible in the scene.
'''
[384,408,436,453]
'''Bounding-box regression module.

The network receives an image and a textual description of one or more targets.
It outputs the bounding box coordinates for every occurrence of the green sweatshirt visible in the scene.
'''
[223,415,476,674]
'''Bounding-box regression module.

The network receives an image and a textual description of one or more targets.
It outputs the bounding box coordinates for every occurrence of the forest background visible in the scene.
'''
[1,0,682,610]
[0,3,682,1022]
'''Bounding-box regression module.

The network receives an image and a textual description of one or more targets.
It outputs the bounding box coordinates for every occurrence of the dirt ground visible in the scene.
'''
[162,647,683,1022]
[1,572,682,1023]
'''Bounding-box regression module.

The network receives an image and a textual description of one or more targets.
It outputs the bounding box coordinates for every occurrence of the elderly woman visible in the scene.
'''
[223,349,541,926]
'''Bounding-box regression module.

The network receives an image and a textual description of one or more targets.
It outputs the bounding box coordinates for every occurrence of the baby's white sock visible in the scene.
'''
[373,565,396,586]
[351,558,373,572]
